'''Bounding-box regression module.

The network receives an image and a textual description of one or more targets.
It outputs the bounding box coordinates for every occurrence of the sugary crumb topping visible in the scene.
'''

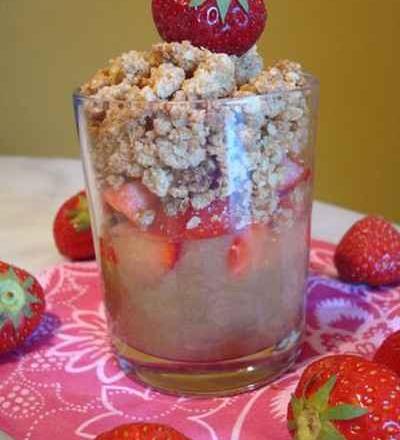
[80,41,311,226]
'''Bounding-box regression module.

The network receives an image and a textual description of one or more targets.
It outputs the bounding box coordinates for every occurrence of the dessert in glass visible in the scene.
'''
[74,10,319,395]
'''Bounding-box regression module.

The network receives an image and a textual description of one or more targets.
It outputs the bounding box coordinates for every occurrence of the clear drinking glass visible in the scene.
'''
[74,77,319,396]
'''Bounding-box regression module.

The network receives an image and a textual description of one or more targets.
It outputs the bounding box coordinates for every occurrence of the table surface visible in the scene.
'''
[0,155,365,274]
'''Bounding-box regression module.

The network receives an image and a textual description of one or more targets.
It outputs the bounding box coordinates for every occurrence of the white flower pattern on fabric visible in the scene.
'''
[48,304,125,384]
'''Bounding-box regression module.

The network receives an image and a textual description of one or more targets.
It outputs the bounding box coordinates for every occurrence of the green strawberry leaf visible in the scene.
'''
[324,404,368,421]
[291,395,304,419]
[23,277,34,290]
[190,0,206,6]
[319,421,346,440]
[23,305,33,319]
[217,0,231,23]
[0,313,7,327]
[238,0,249,13]
[309,375,337,411]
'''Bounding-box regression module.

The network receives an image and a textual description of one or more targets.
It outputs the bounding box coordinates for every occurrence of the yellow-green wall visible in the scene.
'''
[1,0,399,221]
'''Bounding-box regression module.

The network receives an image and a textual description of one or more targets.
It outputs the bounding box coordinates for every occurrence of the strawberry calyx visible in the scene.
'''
[0,268,41,332]
[68,194,91,232]
[289,375,368,440]
[190,0,249,23]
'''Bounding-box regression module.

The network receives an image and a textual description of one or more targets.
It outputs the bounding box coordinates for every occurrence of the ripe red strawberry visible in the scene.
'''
[334,216,400,287]
[0,261,45,354]
[53,191,95,261]
[152,0,268,56]
[95,423,190,440]
[373,331,400,376]
[288,355,400,440]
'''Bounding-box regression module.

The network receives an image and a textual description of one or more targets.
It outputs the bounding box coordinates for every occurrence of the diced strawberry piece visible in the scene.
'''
[150,198,234,240]
[109,223,181,284]
[99,236,118,265]
[103,182,160,225]
[150,208,190,240]
[184,199,233,240]
[228,224,269,277]
[278,157,311,196]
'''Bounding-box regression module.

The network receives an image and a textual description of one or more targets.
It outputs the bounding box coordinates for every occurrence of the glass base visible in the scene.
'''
[114,335,301,397]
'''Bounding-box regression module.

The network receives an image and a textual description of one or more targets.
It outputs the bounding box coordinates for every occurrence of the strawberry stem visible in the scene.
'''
[295,408,321,440]
[290,376,368,440]
[68,194,91,232]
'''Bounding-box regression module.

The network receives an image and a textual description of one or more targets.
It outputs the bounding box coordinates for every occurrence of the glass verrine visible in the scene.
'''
[74,76,319,396]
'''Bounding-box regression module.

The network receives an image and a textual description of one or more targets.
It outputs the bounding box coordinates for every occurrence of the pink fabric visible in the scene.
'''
[1,240,400,440]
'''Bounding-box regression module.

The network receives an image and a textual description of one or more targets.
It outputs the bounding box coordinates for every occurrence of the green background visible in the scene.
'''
[1,0,399,221]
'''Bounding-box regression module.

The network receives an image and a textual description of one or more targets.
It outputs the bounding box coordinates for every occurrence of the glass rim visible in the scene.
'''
[73,72,319,106]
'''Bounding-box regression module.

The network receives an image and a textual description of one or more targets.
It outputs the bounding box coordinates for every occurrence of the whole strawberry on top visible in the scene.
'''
[53,191,95,261]
[0,261,45,354]
[152,0,267,56]
[95,423,191,440]
[374,330,400,376]
[288,355,400,440]
[334,216,400,287]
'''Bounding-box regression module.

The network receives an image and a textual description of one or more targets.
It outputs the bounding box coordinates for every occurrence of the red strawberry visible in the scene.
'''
[151,198,234,240]
[53,191,95,261]
[288,355,400,440]
[278,157,311,197]
[334,216,400,287]
[109,223,181,284]
[184,198,233,239]
[150,208,190,240]
[373,331,400,376]
[152,0,268,56]
[228,224,269,276]
[95,423,190,440]
[103,182,160,226]
[0,261,45,354]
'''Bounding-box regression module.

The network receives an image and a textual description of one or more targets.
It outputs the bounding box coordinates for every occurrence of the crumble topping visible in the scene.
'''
[80,41,312,227]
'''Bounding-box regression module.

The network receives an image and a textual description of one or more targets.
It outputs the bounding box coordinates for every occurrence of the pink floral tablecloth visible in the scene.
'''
[1,240,400,440]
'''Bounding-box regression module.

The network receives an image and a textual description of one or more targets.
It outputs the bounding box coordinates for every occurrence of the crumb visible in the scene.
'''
[137,210,156,228]
[120,50,150,85]
[234,46,264,87]
[150,41,205,73]
[148,63,186,99]
[186,216,201,230]
[142,167,173,197]
[182,53,236,99]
